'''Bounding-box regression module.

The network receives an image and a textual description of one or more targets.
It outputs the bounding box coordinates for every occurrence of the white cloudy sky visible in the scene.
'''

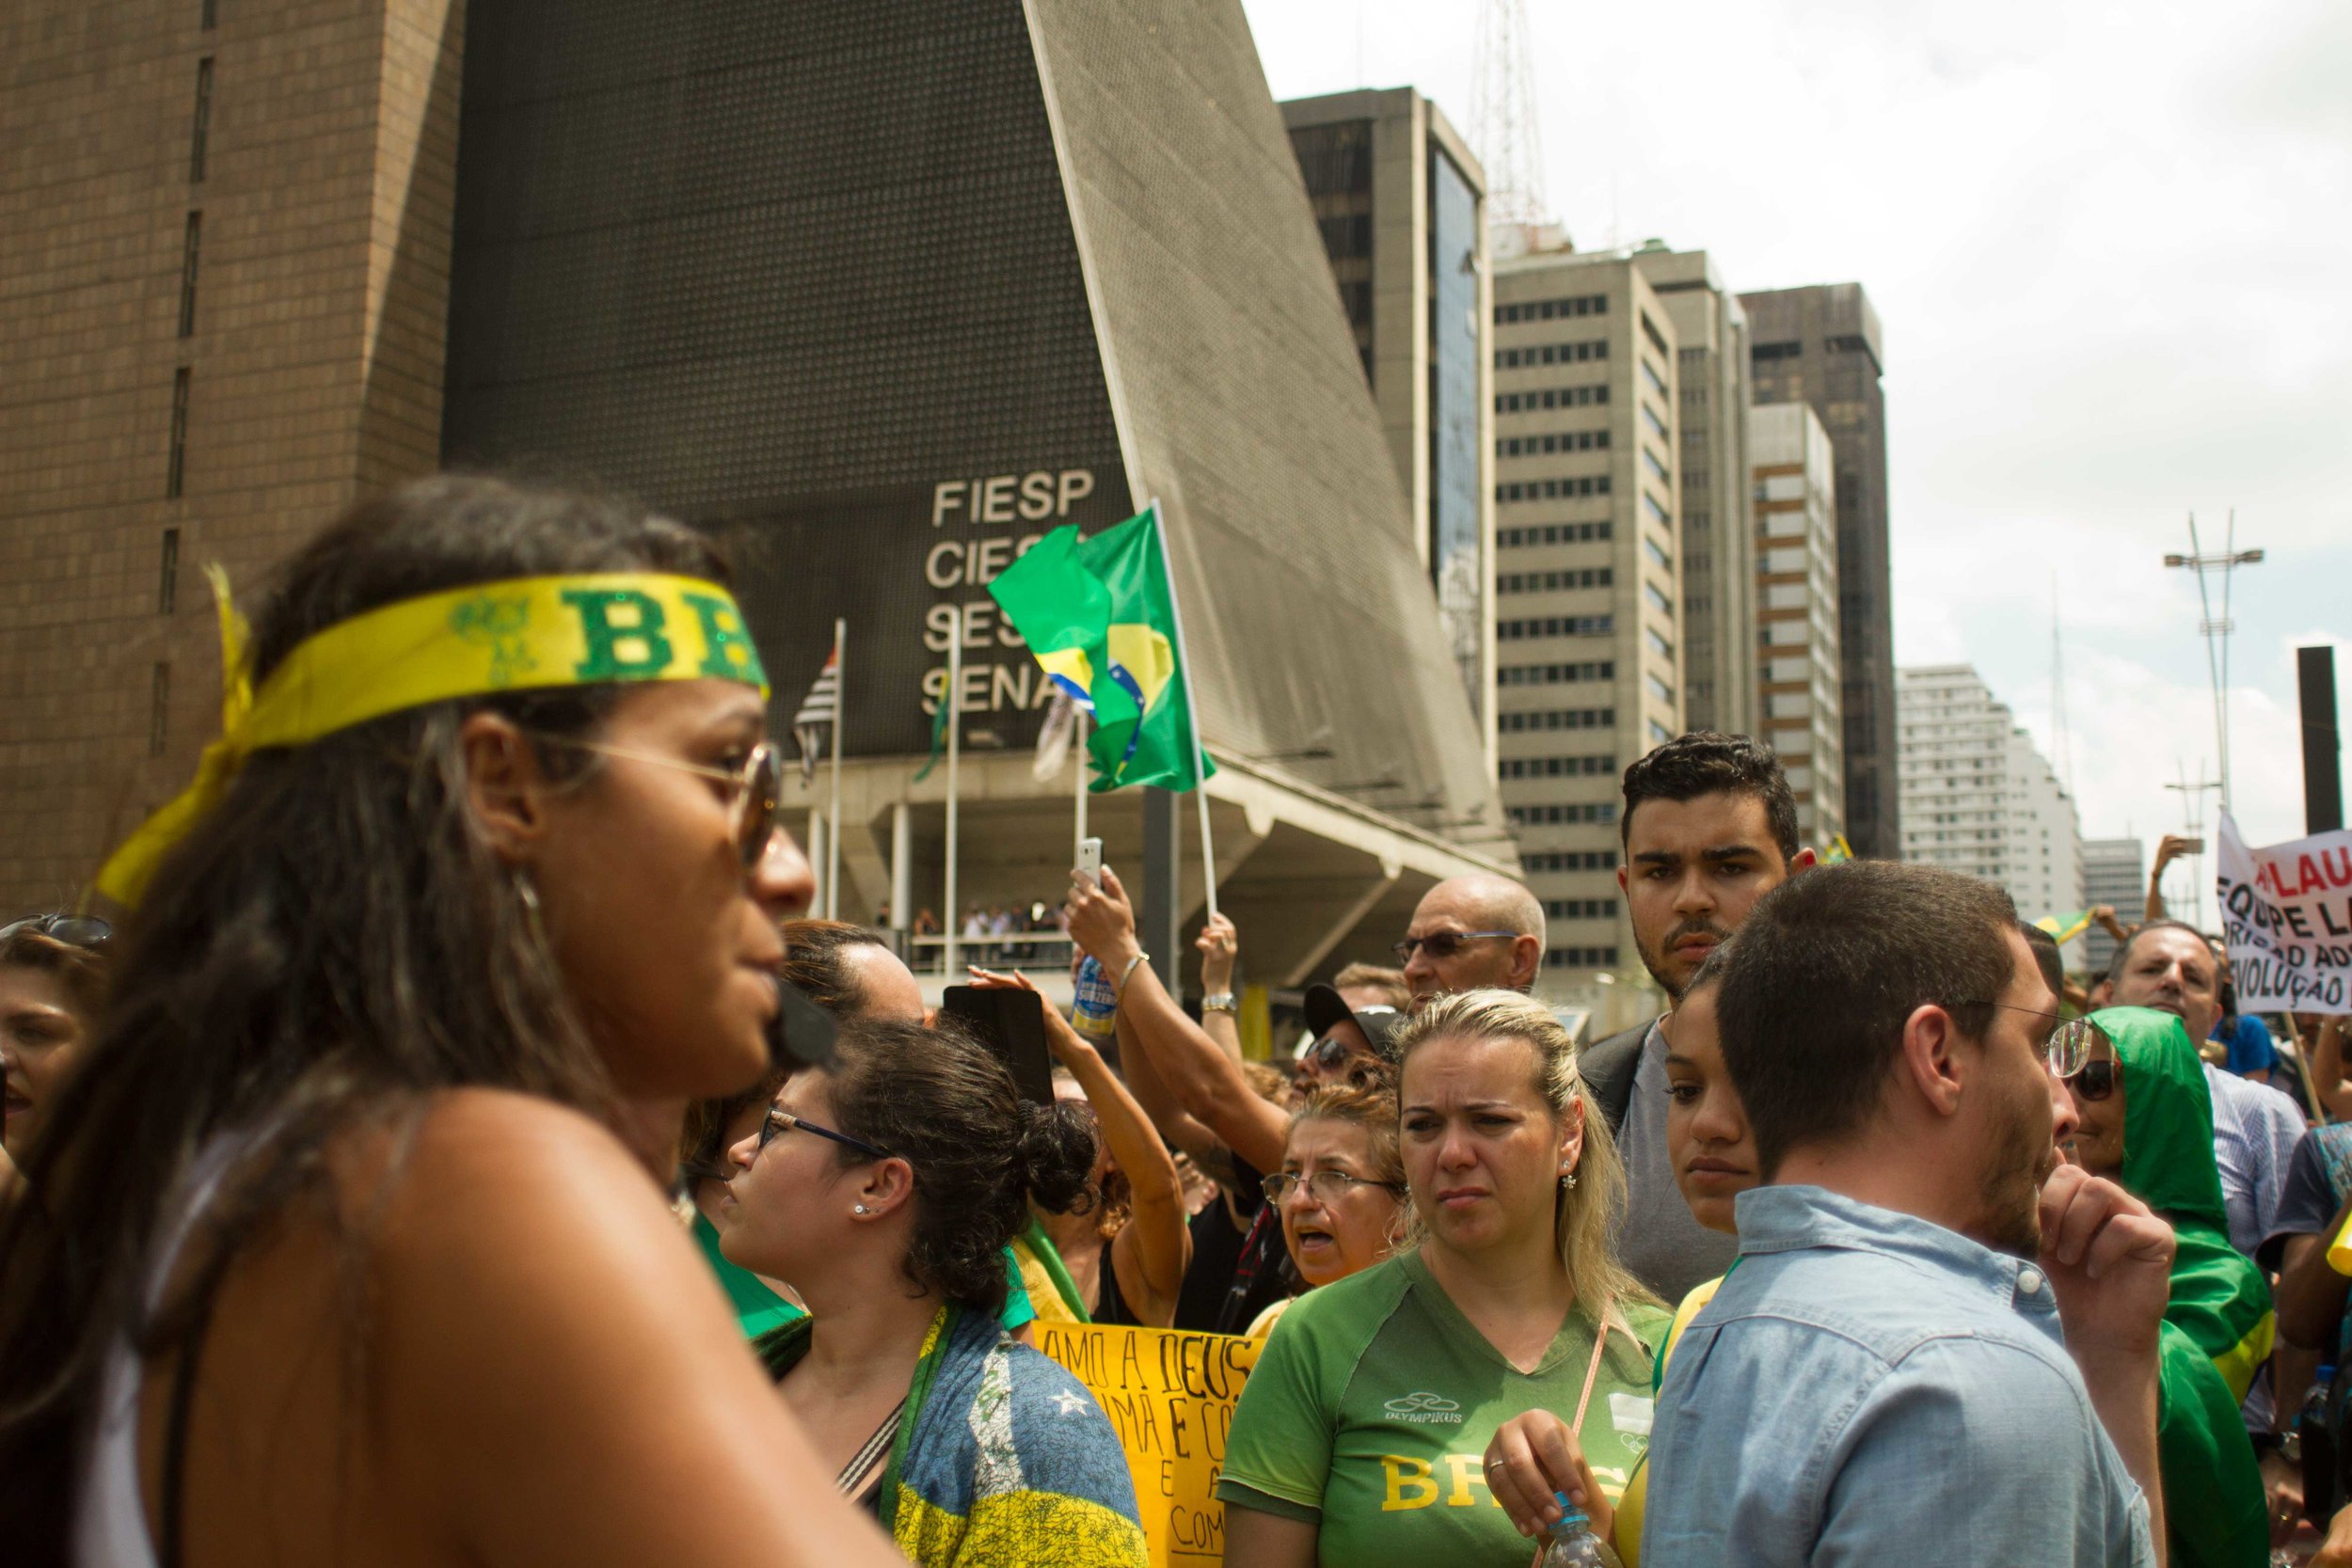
[1242,0,2350,908]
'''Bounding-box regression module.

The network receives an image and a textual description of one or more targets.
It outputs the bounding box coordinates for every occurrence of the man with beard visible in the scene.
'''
[1583,733,1813,1302]
[1643,862,2172,1567]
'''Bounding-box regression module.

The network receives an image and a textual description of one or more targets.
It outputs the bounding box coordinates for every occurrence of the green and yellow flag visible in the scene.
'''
[2034,910,2095,945]
[987,506,1215,794]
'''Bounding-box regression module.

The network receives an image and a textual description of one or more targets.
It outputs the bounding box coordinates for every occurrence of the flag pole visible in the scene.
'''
[943,610,962,979]
[1146,499,1217,923]
[826,617,845,920]
[1074,707,1089,863]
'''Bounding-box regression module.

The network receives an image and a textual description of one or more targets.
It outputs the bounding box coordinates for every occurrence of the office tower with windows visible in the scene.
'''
[1899,665,2083,925]
[1629,245,1755,737]
[2082,837,2146,976]
[1490,240,1685,1005]
[1282,88,1495,765]
[1741,283,1899,859]
[1750,403,1843,849]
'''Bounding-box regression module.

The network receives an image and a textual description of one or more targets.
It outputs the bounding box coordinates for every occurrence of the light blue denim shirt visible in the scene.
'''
[1641,1185,2155,1568]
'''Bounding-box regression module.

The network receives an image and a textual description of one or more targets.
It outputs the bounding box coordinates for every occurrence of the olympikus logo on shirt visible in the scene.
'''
[1381,1392,1464,1424]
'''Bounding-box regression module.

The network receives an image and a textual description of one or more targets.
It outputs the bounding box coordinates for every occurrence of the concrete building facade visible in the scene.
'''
[1629,245,1755,739]
[0,0,462,910]
[1741,283,1899,860]
[1898,664,2082,925]
[2082,836,2146,976]
[1281,88,1495,767]
[1489,240,1685,1009]
[1749,403,1843,849]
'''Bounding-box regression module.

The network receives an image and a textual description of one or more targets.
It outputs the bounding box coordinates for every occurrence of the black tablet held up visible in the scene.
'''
[938,985,1057,1105]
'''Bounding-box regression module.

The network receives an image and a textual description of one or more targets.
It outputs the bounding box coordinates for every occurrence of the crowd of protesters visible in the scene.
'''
[1,474,2345,1566]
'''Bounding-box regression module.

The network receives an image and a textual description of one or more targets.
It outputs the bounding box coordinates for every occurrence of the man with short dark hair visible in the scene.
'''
[1644,862,2171,1566]
[1581,732,1813,1301]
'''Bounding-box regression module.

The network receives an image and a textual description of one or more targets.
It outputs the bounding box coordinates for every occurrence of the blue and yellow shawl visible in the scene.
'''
[765,1302,1146,1568]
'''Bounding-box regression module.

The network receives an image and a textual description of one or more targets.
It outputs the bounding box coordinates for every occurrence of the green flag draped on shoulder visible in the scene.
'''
[988,507,1216,794]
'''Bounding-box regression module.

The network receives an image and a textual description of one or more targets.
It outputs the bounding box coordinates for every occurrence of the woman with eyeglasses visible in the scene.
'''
[2063,1006,2272,1568]
[679,922,1039,1340]
[0,914,111,1195]
[1244,1080,1406,1339]
[0,476,908,1568]
[1218,990,1667,1568]
[715,1015,1149,1566]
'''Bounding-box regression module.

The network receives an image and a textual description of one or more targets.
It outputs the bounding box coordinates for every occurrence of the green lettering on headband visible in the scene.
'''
[681,590,768,688]
[563,588,675,680]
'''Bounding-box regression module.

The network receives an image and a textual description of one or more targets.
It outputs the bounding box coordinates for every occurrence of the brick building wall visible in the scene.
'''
[0,0,461,910]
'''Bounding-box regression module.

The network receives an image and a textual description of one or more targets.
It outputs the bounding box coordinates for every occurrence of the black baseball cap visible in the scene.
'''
[1303,983,1405,1061]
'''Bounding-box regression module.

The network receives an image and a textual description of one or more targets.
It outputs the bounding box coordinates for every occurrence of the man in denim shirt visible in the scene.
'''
[1644,863,2175,1567]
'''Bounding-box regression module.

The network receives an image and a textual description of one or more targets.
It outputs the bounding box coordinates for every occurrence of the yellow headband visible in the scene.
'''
[97,570,770,907]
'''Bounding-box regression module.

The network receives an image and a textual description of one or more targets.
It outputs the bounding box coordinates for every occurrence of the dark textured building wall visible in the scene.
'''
[445,0,1504,847]
[441,0,1130,755]
[1741,282,1898,859]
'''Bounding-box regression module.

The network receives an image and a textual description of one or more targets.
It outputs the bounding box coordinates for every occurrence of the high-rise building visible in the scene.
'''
[1749,404,1842,849]
[0,0,462,910]
[2082,837,2147,976]
[1281,89,1495,764]
[1629,245,1755,738]
[0,0,1518,986]
[1740,283,1899,859]
[1489,239,1685,1006]
[1898,665,2083,924]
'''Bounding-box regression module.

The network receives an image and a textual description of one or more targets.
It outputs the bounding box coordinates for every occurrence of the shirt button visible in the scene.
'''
[2017,1266,2046,1296]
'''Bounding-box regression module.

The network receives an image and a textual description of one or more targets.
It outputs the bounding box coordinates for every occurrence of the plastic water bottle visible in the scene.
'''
[1536,1495,1607,1568]
[1072,955,1119,1042]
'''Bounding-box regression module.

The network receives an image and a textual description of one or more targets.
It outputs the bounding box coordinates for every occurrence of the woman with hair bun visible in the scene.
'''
[718,1014,1148,1567]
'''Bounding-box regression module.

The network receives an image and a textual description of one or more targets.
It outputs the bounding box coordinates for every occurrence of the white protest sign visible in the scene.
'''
[2217,812,2352,1012]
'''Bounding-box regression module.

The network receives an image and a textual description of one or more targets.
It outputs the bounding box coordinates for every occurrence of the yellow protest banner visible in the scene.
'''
[1039,1322,1263,1568]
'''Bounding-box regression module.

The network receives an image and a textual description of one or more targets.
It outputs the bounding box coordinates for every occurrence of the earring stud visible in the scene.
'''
[852,1203,870,1216]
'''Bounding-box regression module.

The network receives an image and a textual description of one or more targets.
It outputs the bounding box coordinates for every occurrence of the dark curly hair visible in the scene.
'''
[823,1016,1095,1313]
[1619,730,1802,863]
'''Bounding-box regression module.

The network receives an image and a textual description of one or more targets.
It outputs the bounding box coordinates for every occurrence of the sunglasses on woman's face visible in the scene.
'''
[526,734,784,870]
[2065,1059,2118,1102]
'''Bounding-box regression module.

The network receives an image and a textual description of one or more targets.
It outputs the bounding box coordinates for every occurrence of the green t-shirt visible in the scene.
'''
[1217,1249,1666,1568]
[690,1211,1039,1338]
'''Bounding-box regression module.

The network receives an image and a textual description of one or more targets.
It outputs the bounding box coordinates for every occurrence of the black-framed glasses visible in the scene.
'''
[528,734,783,870]
[2066,1059,2119,1102]
[1262,1169,1403,1206]
[1954,1002,2109,1079]
[758,1106,895,1164]
[1392,929,1517,964]
[0,914,112,950]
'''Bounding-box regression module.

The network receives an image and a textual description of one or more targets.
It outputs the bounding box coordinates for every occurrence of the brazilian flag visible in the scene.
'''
[987,506,1216,794]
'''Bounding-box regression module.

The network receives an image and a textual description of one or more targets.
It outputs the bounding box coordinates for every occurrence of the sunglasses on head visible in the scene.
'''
[1391,929,1516,964]
[2066,1059,2118,1102]
[0,913,112,950]
[526,734,783,870]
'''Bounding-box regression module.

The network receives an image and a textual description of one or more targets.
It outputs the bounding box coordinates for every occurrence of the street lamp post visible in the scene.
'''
[2162,511,2264,816]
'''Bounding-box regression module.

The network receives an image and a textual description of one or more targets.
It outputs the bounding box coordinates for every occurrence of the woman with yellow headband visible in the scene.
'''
[0,476,906,1568]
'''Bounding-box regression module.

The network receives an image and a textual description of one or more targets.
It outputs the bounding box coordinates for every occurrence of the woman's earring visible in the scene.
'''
[1559,1168,1579,1192]
[852,1203,870,1216]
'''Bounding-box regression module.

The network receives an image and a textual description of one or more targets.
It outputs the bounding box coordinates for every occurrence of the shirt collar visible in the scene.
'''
[1731,1185,2059,1320]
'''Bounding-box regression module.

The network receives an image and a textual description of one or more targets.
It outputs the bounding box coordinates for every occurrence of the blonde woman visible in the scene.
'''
[1218,990,1667,1567]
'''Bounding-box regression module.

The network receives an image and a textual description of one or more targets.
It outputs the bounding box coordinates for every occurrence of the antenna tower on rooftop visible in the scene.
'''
[1469,0,1549,228]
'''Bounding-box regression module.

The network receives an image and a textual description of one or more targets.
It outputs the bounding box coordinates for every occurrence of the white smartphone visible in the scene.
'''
[1076,836,1103,886]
